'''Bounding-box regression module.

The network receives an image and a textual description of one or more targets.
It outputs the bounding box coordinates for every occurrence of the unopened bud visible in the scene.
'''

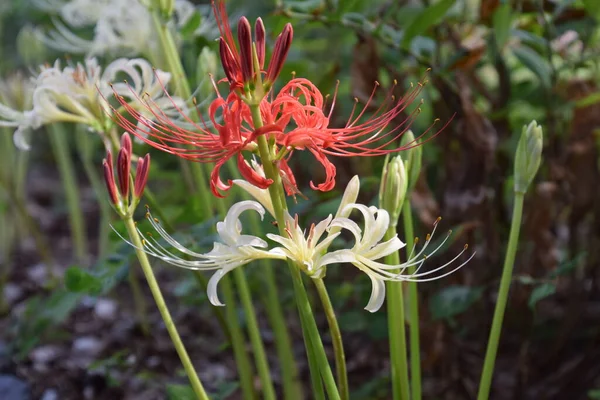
[255,18,266,69]
[121,133,132,159]
[379,155,408,226]
[237,17,254,83]
[134,154,151,199]
[400,130,422,192]
[265,23,293,85]
[514,120,543,194]
[103,152,119,206]
[219,38,239,85]
[117,147,131,201]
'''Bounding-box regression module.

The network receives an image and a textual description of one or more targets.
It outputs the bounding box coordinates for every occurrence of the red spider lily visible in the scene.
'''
[110,86,280,197]
[213,0,293,92]
[242,77,446,192]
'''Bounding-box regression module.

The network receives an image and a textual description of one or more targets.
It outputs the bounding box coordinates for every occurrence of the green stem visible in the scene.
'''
[250,104,340,400]
[477,192,525,400]
[247,212,302,400]
[385,226,410,400]
[314,278,349,400]
[220,275,257,400]
[403,201,421,400]
[76,131,111,259]
[128,265,150,336]
[123,217,209,400]
[48,124,88,264]
[233,267,276,400]
[304,326,326,400]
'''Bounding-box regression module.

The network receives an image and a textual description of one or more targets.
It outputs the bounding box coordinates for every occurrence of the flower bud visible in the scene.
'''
[400,130,422,192]
[117,146,131,201]
[237,17,254,83]
[255,18,266,69]
[103,152,119,206]
[219,38,239,85]
[265,23,293,85]
[378,155,408,227]
[134,154,151,199]
[514,120,543,194]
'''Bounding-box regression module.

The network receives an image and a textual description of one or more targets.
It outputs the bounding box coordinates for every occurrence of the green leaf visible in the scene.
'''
[512,45,552,88]
[588,389,600,399]
[528,283,556,309]
[64,267,102,294]
[401,0,455,49]
[430,285,483,320]
[492,3,512,50]
[167,384,196,400]
[583,0,600,20]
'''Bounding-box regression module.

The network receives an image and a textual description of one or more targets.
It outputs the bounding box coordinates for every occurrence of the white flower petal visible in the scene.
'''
[233,179,275,218]
[364,274,386,313]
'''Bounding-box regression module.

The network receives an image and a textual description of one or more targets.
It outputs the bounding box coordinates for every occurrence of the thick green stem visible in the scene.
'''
[248,213,302,400]
[123,217,209,400]
[48,124,88,263]
[385,227,410,400]
[233,267,276,400]
[402,202,421,400]
[477,192,525,400]
[250,104,340,400]
[314,278,349,400]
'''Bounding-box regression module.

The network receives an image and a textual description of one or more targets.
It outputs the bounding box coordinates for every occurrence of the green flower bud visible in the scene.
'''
[379,155,408,227]
[16,25,47,66]
[514,120,543,194]
[400,130,422,192]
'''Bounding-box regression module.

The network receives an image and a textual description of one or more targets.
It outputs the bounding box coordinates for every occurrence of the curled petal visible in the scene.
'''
[364,274,386,313]
[237,153,273,189]
[207,268,228,306]
[309,148,336,192]
[210,157,233,198]
[278,158,300,196]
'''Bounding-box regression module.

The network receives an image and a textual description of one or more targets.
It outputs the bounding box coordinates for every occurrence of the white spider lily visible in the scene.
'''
[0,57,183,150]
[124,202,285,306]
[235,175,473,313]
[33,0,209,56]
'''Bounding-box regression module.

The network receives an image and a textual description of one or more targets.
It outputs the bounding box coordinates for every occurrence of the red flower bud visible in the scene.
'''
[134,154,151,199]
[255,18,265,69]
[237,17,253,83]
[266,23,293,84]
[219,38,240,85]
[117,147,130,200]
[103,152,118,205]
[121,132,132,159]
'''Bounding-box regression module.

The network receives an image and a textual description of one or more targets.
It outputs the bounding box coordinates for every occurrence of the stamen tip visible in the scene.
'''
[464,244,469,250]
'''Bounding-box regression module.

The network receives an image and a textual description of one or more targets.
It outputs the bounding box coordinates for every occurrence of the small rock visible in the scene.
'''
[72,337,104,357]
[94,299,117,320]
[3,284,23,306]
[30,345,62,371]
[39,388,58,400]
[0,374,31,400]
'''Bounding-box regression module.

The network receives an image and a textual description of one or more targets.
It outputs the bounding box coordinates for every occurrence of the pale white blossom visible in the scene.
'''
[33,0,212,56]
[126,202,286,306]
[0,57,183,150]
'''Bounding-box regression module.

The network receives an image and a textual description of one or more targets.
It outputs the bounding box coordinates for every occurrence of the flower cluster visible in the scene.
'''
[32,0,207,56]
[124,176,472,312]
[0,58,183,150]
[112,1,444,198]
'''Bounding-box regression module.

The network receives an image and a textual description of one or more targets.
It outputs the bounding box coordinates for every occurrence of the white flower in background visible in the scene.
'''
[0,57,183,150]
[32,0,212,56]
[128,202,286,306]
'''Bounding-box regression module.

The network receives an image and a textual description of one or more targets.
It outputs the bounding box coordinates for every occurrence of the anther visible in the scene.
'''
[154,218,159,223]
[464,244,469,250]
[425,234,431,241]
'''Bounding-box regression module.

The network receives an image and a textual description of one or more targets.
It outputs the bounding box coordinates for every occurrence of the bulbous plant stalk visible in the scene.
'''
[250,103,341,400]
[477,121,543,399]
[400,131,422,400]
[102,135,208,400]
[380,155,410,400]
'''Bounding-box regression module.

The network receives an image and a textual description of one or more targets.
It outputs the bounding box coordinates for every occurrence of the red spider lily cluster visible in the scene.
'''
[111,0,439,198]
